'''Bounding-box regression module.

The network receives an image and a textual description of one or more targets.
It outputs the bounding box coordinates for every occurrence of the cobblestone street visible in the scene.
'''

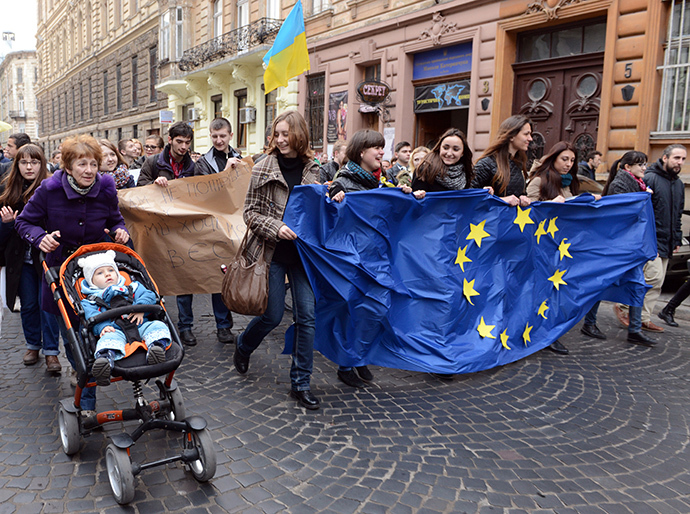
[1,292,689,513]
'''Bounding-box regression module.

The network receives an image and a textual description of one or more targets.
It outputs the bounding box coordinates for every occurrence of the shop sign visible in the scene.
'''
[413,42,472,81]
[356,80,391,105]
[414,80,471,113]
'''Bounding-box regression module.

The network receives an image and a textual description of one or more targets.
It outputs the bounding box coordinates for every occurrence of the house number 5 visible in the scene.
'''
[624,63,632,79]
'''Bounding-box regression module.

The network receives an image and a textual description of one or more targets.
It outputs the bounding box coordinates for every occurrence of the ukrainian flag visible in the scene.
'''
[263,0,310,94]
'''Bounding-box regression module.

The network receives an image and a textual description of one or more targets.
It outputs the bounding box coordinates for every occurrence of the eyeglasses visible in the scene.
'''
[19,160,41,167]
[144,145,161,151]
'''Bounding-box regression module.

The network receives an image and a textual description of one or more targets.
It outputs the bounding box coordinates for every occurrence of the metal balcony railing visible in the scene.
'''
[178,18,283,72]
[9,110,26,119]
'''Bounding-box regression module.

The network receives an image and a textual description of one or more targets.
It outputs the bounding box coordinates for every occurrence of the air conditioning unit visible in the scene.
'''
[188,107,200,121]
[239,106,256,124]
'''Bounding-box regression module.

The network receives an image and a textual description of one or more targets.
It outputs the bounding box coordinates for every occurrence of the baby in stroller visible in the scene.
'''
[78,250,171,385]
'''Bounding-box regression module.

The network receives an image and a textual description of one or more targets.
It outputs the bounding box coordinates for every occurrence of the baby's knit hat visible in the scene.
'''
[77,250,119,287]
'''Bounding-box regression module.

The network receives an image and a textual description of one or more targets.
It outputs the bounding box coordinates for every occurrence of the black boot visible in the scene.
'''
[657,305,678,327]
[548,340,569,355]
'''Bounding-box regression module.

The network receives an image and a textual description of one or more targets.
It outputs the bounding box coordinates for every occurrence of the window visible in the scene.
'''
[235,89,248,149]
[211,94,223,119]
[267,0,280,19]
[52,97,56,130]
[116,63,122,111]
[160,11,170,60]
[81,82,85,120]
[34,67,38,83]
[71,88,75,123]
[132,55,138,106]
[103,71,109,115]
[118,127,122,142]
[16,66,23,83]
[175,6,184,60]
[149,46,158,103]
[237,0,249,27]
[306,74,325,149]
[312,0,328,15]
[18,95,24,112]
[213,0,223,38]
[89,77,93,118]
[517,22,606,62]
[265,89,277,138]
[658,0,690,133]
[133,124,138,138]
[364,64,381,81]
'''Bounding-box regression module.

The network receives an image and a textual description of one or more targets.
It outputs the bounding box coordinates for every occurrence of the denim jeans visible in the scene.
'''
[56,315,96,410]
[176,293,233,331]
[628,305,642,333]
[18,263,60,355]
[237,260,315,391]
[583,301,600,326]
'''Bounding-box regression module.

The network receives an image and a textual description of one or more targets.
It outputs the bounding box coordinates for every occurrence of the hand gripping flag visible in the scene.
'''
[263,0,310,94]
[283,186,657,375]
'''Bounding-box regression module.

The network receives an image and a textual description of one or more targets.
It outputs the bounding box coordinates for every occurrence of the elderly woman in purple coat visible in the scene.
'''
[15,134,129,415]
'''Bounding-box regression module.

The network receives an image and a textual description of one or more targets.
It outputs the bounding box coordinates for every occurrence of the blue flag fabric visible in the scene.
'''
[283,186,657,375]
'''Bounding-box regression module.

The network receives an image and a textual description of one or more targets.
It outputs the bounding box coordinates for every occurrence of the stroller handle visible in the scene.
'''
[87,305,164,326]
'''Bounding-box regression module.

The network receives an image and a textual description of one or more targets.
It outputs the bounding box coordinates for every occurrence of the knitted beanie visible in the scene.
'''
[77,250,119,287]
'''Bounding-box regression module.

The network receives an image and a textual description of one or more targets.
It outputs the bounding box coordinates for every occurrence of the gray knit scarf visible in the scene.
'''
[435,163,467,190]
[67,174,96,196]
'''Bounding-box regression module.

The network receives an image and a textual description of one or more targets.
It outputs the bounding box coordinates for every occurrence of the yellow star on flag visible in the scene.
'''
[463,278,480,305]
[466,220,490,248]
[455,245,472,272]
[513,206,534,233]
[538,301,549,319]
[477,317,496,339]
[546,217,559,239]
[500,329,511,350]
[548,269,568,290]
[535,220,547,244]
[558,238,572,260]
[522,323,532,346]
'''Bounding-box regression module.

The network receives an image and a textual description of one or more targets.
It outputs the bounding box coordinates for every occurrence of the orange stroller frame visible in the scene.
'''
[42,242,216,504]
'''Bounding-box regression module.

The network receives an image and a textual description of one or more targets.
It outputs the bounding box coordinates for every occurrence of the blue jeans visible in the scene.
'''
[237,260,315,391]
[18,263,60,355]
[56,315,96,411]
[176,293,233,331]
[628,305,642,333]
[583,301,600,326]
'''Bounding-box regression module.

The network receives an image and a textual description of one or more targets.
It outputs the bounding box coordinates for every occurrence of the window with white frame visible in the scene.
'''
[658,0,690,133]
[175,6,184,60]
[238,0,249,27]
[160,11,170,60]
[213,0,223,38]
[312,0,328,15]
[267,0,280,20]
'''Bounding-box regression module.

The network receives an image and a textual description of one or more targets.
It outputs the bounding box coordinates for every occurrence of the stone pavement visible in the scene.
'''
[1,291,690,514]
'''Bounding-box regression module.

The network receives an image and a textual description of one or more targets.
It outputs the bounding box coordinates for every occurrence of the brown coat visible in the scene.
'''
[242,153,318,265]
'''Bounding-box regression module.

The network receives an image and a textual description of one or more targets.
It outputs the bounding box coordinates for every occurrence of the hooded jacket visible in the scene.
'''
[644,158,684,258]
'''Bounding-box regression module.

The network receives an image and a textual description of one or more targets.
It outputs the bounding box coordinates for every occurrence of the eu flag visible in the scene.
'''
[283,186,657,375]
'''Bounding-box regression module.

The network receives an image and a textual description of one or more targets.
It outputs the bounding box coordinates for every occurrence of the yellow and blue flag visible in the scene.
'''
[263,0,310,94]
[283,186,657,374]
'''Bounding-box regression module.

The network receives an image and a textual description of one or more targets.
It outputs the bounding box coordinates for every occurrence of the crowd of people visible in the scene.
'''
[0,111,687,412]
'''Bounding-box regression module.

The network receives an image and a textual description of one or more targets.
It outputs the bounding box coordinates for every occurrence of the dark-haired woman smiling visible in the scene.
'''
[411,128,474,193]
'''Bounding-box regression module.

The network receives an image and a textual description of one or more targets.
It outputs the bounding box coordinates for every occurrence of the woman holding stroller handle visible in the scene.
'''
[0,144,62,371]
[232,111,321,410]
[15,134,130,415]
[471,114,533,207]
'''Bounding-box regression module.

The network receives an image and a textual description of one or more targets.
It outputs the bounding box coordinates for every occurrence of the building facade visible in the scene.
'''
[36,0,168,154]
[0,51,40,145]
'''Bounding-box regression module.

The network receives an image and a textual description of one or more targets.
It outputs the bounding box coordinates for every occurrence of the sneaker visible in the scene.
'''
[146,344,166,365]
[641,321,664,333]
[91,353,114,386]
[613,304,629,328]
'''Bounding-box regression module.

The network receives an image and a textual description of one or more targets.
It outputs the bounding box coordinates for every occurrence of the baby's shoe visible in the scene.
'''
[146,341,167,365]
[92,350,115,386]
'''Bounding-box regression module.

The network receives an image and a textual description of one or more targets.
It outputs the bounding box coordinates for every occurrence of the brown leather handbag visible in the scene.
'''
[221,230,268,316]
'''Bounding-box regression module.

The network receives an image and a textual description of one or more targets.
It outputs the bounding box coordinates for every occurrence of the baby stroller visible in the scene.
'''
[43,242,216,504]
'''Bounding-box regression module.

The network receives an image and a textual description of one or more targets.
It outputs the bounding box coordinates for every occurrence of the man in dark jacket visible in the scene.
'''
[190,117,239,344]
[577,150,602,180]
[0,133,31,178]
[641,144,686,332]
[385,141,411,186]
[194,117,242,176]
[318,139,347,183]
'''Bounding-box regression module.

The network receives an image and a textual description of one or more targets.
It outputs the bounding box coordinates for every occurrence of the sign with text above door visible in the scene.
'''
[414,80,470,112]
[413,42,472,80]
[356,80,391,105]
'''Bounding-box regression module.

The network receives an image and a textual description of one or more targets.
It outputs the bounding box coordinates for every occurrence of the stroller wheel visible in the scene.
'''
[187,428,217,482]
[58,405,81,455]
[106,444,135,504]
[168,387,187,422]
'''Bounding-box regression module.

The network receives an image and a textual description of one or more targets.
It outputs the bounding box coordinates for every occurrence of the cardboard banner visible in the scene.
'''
[117,161,252,295]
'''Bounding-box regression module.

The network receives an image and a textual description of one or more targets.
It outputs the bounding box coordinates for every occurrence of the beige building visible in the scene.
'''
[36,0,168,154]
[0,51,40,145]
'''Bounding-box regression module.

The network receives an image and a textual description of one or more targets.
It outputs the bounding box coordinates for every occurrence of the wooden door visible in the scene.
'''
[513,55,603,165]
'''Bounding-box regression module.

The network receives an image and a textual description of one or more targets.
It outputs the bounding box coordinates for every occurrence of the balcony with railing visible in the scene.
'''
[9,110,26,119]
[178,18,283,72]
